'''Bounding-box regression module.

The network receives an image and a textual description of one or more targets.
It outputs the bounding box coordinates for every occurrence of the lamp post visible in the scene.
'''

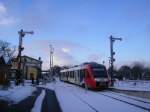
[16,29,33,85]
[109,35,122,86]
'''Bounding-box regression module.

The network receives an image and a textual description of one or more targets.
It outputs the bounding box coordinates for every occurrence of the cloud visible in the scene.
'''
[0,3,6,14]
[22,38,109,70]
[62,48,70,53]
[0,2,16,26]
[23,39,82,69]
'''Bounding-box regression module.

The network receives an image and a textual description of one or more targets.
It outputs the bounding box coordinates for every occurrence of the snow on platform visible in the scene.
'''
[40,79,149,112]
[0,84,36,104]
[113,80,150,91]
[31,89,45,112]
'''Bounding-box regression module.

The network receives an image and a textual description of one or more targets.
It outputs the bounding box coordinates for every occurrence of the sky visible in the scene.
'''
[0,0,150,70]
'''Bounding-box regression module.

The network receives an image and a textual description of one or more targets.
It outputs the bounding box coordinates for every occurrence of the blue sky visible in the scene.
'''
[0,0,150,69]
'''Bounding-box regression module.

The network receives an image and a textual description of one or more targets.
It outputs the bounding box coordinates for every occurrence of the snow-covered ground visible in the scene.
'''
[113,80,150,91]
[1,79,149,112]
[0,82,36,104]
[40,79,150,112]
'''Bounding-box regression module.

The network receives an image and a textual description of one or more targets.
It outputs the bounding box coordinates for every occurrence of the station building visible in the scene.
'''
[11,55,42,80]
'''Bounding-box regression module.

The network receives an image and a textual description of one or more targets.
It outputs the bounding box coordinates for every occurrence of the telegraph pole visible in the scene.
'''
[109,35,122,86]
[102,61,105,65]
[16,29,33,85]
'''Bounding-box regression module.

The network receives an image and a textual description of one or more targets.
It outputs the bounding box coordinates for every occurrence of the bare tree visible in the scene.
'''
[118,65,131,80]
[0,40,16,58]
[131,62,144,80]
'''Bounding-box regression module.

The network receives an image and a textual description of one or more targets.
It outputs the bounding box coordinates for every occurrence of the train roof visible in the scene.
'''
[87,62,105,68]
[60,65,86,72]
[60,62,105,72]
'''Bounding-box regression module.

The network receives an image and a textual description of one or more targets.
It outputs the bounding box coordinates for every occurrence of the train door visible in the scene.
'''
[74,70,78,84]
[77,70,81,85]
[84,68,95,88]
[85,69,90,86]
[80,70,85,85]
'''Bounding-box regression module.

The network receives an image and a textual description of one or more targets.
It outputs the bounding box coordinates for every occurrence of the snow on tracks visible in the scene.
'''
[97,91,150,111]
[55,81,148,112]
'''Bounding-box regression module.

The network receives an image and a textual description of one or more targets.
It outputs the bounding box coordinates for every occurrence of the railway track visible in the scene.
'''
[71,92,100,112]
[106,91,150,104]
[97,92,150,112]
[57,81,150,112]
[70,89,150,112]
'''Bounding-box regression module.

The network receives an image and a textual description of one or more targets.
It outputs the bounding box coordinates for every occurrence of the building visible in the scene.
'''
[0,55,11,85]
[11,55,42,80]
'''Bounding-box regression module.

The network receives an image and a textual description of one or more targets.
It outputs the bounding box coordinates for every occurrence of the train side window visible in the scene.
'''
[72,71,76,78]
[76,70,78,77]
[79,70,82,81]
[72,74,75,78]
[71,72,72,78]
[69,74,72,78]
[70,72,71,78]
[72,71,73,78]
[82,70,85,78]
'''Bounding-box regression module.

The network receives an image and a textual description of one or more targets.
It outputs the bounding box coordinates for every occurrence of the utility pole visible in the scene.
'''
[109,35,122,86]
[49,44,54,76]
[16,29,33,85]
[108,57,111,68]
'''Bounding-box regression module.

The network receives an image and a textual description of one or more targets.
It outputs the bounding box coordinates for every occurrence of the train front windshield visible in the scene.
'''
[92,68,107,78]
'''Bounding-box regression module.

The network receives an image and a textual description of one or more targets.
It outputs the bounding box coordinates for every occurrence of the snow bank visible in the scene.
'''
[31,89,46,112]
[0,85,36,104]
[113,80,150,91]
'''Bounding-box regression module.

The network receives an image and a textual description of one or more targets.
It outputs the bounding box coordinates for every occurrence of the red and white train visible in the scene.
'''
[60,62,111,89]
